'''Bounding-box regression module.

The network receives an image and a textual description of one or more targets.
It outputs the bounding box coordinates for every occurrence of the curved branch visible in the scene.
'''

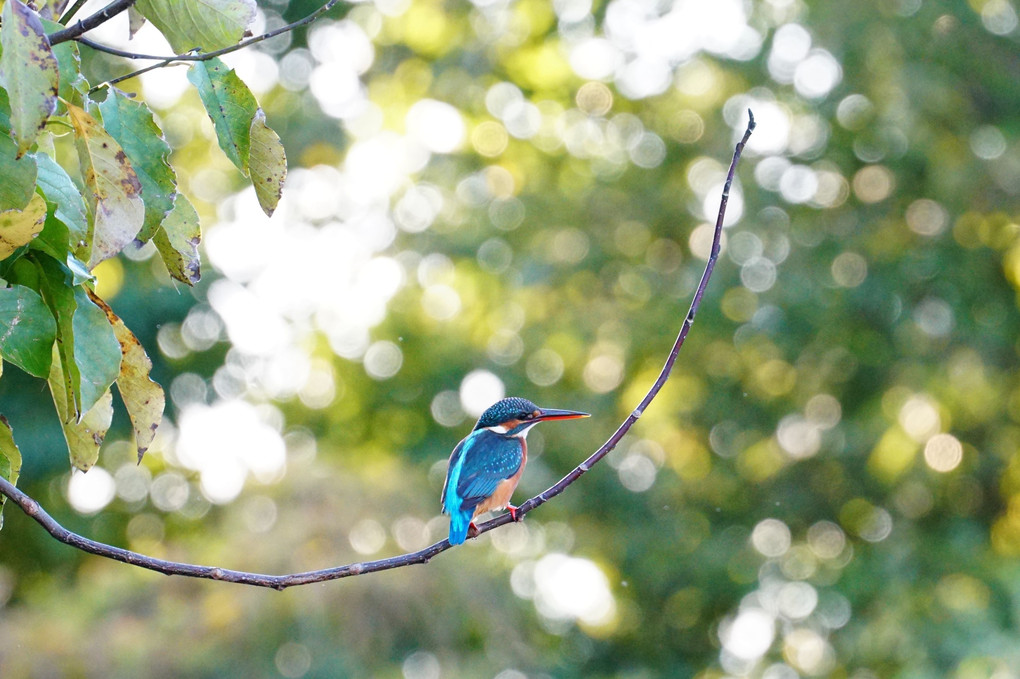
[82,0,344,93]
[0,112,755,589]
[48,0,137,46]
[514,109,756,520]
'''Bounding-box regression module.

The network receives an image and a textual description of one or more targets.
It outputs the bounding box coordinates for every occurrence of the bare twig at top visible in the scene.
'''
[74,0,344,93]
[0,111,756,590]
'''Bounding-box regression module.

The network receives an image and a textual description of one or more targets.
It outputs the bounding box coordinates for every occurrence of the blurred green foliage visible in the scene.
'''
[2,0,1020,677]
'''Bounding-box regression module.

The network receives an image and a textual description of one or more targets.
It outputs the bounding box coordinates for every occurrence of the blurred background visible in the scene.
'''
[2,0,1020,676]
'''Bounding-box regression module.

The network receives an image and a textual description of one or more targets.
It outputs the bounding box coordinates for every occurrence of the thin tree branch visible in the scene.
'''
[89,55,199,96]
[76,35,189,60]
[0,112,755,589]
[512,109,756,521]
[82,0,343,93]
[48,0,136,46]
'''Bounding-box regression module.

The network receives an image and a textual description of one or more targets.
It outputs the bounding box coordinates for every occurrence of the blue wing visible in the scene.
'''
[441,437,467,511]
[442,429,523,515]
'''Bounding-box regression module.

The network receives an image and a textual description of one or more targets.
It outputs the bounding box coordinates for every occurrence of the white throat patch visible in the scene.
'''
[485,422,539,439]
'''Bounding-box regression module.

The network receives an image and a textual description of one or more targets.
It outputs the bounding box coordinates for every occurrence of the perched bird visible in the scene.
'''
[442,396,589,545]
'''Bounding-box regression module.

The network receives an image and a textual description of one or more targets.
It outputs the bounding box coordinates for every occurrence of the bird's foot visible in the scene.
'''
[467,522,480,538]
[508,504,523,522]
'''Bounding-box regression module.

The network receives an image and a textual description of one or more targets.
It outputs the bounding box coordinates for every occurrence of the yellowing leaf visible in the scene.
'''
[136,0,256,54]
[0,192,47,259]
[153,193,201,285]
[48,348,114,472]
[0,0,59,156]
[67,105,145,269]
[87,290,165,461]
[187,59,258,173]
[0,415,23,530]
[44,17,89,106]
[98,89,177,243]
[248,109,287,217]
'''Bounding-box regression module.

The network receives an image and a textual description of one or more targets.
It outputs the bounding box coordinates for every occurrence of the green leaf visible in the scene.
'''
[135,0,256,54]
[98,89,177,243]
[0,0,59,156]
[31,214,93,285]
[40,17,90,106]
[69,285,121,418]
[248,108,287,217]
[153,193,201,285]
[0,87,10,128]
[48,348,113,472]
[0,414,22,530]
[187,59,258,173]
[67,104,145,269]
[35,151,89,250]
[28,255,120,419]
[0,282,56,377]
[87,290,164,461]
[29,255,80,414]
[0,137,38,211]
[0,192,47,259]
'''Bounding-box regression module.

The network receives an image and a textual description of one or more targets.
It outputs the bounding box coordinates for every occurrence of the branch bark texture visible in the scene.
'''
[48,0,137,46]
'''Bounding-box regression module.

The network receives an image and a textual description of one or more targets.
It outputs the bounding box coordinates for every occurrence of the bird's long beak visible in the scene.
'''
[535,408,591,422]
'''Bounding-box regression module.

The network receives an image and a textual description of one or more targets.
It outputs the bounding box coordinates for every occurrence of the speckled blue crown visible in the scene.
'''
[473,397,539,430]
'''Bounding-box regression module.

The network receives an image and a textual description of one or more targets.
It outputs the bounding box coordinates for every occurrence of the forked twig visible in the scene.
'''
[0,111,756,589]
[78,0,344,93]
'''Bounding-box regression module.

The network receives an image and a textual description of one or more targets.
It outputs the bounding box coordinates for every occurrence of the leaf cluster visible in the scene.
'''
[0,0,288,524]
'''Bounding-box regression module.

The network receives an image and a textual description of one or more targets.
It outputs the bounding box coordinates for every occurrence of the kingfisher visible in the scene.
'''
[442,396,590,545]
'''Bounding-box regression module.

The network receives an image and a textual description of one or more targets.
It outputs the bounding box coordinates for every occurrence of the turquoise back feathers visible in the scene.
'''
[442,428,524,544]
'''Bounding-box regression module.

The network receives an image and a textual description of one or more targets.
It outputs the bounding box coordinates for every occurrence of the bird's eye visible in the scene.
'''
[521,412,533,420]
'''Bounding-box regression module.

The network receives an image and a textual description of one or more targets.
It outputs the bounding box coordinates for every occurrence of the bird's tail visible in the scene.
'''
[448,509,471,545]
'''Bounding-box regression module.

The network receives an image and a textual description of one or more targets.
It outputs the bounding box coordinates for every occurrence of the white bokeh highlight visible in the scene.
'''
[175,400,286,504]
[67,468,117,515]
